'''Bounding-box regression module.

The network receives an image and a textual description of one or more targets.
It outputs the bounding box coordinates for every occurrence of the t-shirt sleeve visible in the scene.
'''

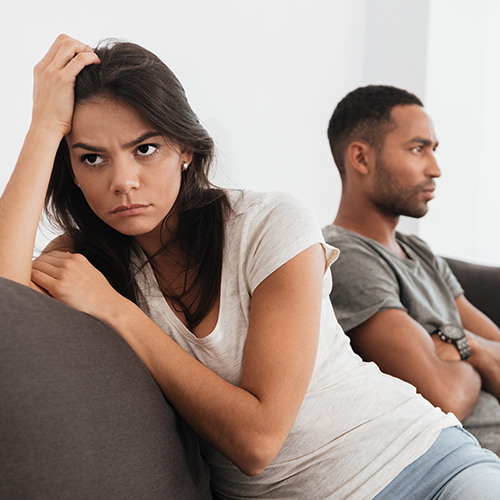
[243,192,337,294]
[329,239,406,332]
[406,234,464,300]
[434,255,464,299]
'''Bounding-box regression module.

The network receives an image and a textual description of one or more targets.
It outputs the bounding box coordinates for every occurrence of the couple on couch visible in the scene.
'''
[1,35,500,499]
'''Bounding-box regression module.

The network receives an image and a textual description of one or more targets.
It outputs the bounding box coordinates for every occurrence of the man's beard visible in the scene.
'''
[371,156,434,219]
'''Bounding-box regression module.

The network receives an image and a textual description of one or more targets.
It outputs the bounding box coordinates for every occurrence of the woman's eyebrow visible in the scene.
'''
[122,131,163,149]
[71,131,163,152]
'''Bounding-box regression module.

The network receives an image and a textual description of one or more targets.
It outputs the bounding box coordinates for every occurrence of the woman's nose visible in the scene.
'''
[109,159,140,194]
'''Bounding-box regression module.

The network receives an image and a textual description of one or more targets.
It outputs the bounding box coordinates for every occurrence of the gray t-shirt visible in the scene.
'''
[321,224,463,334]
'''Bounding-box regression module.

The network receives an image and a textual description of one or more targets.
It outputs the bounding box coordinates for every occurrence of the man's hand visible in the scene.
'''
[431,333,461,362]
[465,330,500,402]
[456,295,500,401]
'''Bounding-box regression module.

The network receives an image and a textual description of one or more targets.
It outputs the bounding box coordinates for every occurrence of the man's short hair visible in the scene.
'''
[327,85,423,178]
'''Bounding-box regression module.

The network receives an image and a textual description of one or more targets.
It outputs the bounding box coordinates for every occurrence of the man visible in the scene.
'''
[322,85,500,454]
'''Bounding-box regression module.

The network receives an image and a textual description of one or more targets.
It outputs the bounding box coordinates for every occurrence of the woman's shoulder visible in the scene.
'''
[40,233,75,255]
[227,189,310,217]
[225,189,322,247]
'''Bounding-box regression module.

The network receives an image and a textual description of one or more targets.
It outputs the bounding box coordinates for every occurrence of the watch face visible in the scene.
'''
[440,324,465,340]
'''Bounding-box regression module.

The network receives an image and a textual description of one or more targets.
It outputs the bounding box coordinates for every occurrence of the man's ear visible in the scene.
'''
[346,141,374,176]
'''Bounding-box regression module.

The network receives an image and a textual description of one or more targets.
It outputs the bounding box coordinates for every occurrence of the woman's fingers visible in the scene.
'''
[50,36,99,71]
[32,251,86,279]
[31,34,99,138]
[35,34,71,69]
[31,251,117,318]
[64,49,100,76]
[36,34,96,72]
[30,265,59,295]
[31,252,80,292]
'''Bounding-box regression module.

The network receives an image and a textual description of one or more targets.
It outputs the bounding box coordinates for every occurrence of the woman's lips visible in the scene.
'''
[111,204,149,217]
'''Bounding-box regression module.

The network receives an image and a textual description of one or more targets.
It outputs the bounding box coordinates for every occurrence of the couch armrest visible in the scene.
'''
[0,277,213,500]
[444,257,500,329]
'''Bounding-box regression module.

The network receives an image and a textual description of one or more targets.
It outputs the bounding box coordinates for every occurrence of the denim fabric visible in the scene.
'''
[374,426,500,499]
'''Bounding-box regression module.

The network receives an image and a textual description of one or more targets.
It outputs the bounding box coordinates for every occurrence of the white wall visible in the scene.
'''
[0,0,366,252]
[423,0,500,266]
[362,0,430,235]
[4,1,494,266]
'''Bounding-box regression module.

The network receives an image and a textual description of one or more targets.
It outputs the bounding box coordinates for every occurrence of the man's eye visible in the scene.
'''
[137,144,158,156]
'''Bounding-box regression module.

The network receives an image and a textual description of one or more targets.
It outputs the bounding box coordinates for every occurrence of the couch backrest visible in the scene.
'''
[444,257,500,328]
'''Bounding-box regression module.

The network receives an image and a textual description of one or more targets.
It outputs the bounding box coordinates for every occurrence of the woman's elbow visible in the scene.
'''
[234,434,283,477]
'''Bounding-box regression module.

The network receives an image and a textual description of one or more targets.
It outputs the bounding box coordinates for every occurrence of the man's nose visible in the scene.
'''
[428,152,441,178]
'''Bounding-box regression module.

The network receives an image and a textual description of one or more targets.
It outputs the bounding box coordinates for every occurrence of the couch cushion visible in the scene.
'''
[0,277,212,500]
[444,257,500,328]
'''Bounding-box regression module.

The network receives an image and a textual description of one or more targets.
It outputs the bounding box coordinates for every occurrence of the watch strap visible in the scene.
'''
[455,336,470,361]
[437,329,470,361]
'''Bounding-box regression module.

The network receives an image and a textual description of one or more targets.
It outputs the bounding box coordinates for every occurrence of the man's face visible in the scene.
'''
[369,104,440,218]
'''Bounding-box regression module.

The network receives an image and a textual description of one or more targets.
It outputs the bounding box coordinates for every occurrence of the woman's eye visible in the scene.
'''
[82,154,104,166]
[136,144,158,156]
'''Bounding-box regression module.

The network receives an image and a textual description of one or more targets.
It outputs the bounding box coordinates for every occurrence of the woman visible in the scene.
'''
[1,35,499,499]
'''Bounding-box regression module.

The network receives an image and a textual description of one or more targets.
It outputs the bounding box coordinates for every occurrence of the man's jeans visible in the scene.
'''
[374,426,500,499]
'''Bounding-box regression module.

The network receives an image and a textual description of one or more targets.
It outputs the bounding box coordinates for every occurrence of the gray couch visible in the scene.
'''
[1,258,498,498]
[0,277,213,500]
[445,257,500,328]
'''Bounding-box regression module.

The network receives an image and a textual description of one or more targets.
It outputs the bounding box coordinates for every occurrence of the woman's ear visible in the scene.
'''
[346,141,374,176]
[182,150,193,167]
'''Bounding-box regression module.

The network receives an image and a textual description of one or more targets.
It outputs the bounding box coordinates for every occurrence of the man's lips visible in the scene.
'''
[111,204,150,217]
[421,183,436,200]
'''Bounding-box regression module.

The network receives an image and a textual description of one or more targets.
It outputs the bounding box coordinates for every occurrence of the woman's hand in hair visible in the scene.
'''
[0,36,99,287]
[31,250,126,322]
[31,34,100,138]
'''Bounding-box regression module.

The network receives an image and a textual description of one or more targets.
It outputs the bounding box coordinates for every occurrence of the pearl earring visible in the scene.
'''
[181,161,189,172]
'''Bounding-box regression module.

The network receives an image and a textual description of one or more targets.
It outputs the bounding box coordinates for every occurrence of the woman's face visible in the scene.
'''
[66,98,192,250]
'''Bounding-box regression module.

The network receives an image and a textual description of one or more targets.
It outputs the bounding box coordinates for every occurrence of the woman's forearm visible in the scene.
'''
[108,298,281,476]
[0,35,100,285]
[0,127,63,284]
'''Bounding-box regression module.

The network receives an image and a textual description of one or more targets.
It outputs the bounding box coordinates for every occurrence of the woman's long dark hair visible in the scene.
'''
[45,40,231,329]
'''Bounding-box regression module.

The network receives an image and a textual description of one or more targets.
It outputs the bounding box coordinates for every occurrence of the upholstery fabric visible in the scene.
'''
[0,277,212,500]
[445,257,500,328]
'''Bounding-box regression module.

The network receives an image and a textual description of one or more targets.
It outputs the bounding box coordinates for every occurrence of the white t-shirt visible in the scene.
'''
[133,190,459,500]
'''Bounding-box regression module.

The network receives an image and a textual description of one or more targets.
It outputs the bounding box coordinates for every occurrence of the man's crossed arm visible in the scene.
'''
[348,295,500,421]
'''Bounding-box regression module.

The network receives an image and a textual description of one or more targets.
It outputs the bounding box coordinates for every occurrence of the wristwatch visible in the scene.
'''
[435,324,470,360]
